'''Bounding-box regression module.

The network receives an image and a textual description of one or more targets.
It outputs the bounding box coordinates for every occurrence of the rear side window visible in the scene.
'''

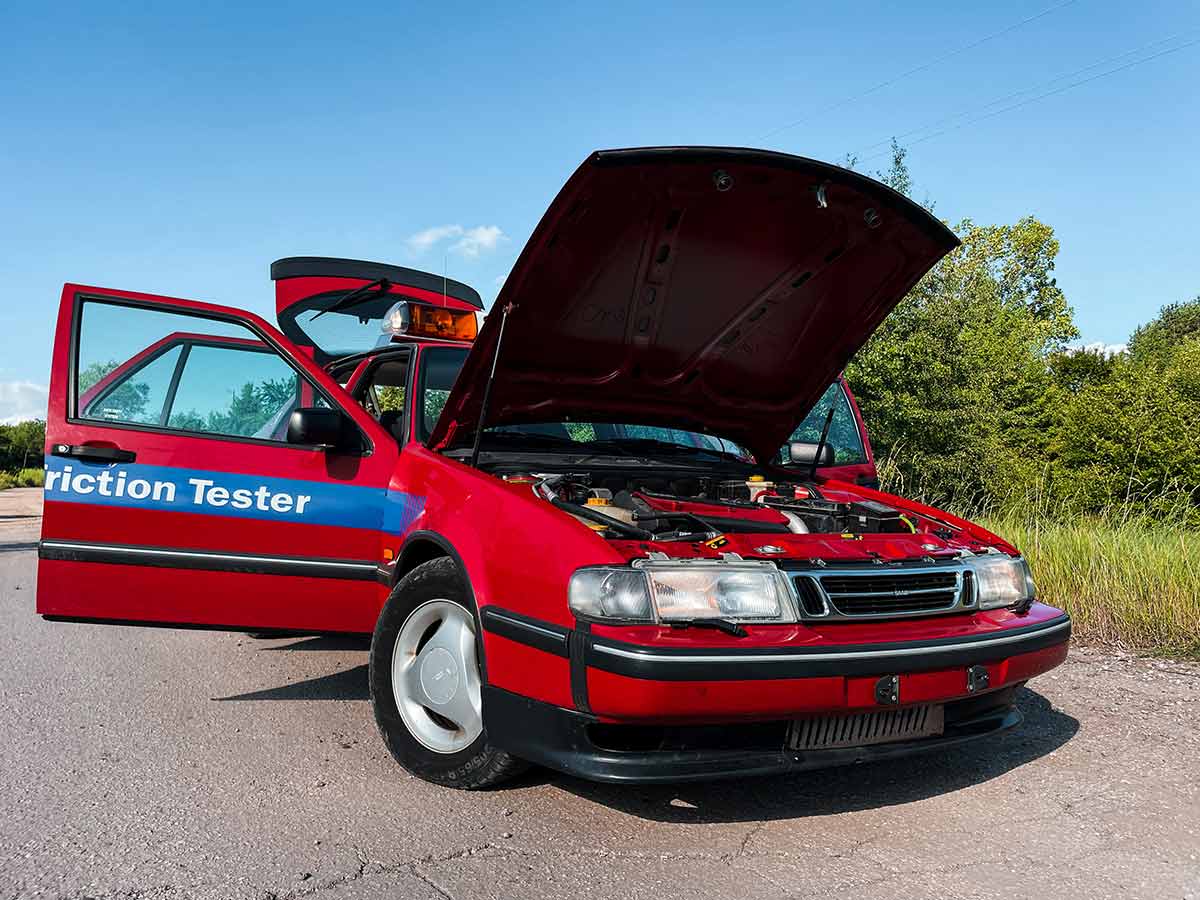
[75,299,327,442]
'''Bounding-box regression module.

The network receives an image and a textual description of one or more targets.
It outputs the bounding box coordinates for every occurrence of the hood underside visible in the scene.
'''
[429,147,959,461]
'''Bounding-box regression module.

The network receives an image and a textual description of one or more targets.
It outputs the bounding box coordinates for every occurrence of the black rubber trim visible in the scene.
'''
[38,539,379,581]
[482,685,1021,784]
[270,257,483,309]
[479,606,570,658]
[569,621,592,714]
[41,615,369,635]
[584,615,1071,681]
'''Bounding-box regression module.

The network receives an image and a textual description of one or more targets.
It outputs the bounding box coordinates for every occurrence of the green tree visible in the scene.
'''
[6,420,45,469]
[377,386,405,412]
[1051,339,1200,519]
[78,359,153,421]
[1128,297,1200,366]
[846,215,1076,507]
[1047,347,1117,394]
[834,143,1081,509]
[170,377,298,436]
[0,420,46,471]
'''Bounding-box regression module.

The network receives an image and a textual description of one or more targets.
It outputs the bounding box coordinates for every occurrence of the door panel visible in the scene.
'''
[38,284,412,633]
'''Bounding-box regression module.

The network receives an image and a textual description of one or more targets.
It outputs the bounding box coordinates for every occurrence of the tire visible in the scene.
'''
[369,557,528,789]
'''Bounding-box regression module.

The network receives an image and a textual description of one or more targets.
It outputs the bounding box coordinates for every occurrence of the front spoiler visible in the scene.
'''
[484,685,1023,784]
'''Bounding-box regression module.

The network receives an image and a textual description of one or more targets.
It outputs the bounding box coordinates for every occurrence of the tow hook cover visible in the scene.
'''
[875,674,900,705]
[967,665,990,693]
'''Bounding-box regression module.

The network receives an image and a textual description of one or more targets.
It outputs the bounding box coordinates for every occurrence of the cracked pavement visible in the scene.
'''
[1,495,1197,899]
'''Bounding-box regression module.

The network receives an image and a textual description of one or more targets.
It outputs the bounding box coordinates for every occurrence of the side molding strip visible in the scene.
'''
[39,539,379,581]
[479,606,570,658]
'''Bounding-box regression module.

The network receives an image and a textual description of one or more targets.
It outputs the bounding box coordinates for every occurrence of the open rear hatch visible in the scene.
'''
[271,256,483,364]
[428,146,958,462]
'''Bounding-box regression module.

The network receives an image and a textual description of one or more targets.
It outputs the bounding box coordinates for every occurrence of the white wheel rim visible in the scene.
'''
[392,599,483,754]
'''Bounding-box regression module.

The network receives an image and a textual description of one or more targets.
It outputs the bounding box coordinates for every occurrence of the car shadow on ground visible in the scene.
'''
[214,664,371,701]
[260,635,372,652]
[545,688,1079,822]
[217,639,1079,821]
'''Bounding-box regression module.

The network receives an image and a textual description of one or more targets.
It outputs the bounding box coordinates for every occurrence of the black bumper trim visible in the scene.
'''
[585,616,1071,681]
[483,685,1024,784]
[479,604,1071,683]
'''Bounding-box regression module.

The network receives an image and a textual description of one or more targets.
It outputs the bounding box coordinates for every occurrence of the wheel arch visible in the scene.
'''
[393,529,487,681]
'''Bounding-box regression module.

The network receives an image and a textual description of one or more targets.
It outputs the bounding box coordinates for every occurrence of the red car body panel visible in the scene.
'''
[585,641,1069,722]
[36,148,1069,784]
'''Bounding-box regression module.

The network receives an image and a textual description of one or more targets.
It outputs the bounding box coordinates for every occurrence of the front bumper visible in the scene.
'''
[483,684,1024,783]
[479,606,1070,782]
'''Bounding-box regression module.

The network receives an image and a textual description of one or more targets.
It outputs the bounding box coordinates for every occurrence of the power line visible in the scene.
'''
[847,30,1198,161]
[853,35,1200,165]
[758,0,1079,141]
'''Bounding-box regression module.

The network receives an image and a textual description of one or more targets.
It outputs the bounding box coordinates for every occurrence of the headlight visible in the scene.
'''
[964,553,1035,610]
[566,568,653,620]
[569,560,795,623]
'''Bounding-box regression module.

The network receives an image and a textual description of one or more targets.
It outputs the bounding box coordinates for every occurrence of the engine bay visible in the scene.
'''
[506,468,942,543]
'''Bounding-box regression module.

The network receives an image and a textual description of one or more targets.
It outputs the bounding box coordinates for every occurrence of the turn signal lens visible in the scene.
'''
[963,554,1035,610]
[569,568,653,621]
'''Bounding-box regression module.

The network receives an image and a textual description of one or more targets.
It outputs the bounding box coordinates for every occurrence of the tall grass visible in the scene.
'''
[877,452,1200,658]
[982,514,1200,658]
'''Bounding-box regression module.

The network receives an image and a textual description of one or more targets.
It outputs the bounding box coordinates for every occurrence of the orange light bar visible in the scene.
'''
[409,303,477,340]
[382,300,478,341]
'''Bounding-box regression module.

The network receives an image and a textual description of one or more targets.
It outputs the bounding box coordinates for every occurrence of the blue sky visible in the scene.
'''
[1,0,1197,421]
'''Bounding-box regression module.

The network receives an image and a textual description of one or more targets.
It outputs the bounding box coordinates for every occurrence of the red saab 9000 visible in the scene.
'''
[37,147,1070,787]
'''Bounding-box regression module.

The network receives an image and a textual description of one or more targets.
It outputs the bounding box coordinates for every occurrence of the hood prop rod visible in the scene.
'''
[468,302,515,469]
[809,405,836,482]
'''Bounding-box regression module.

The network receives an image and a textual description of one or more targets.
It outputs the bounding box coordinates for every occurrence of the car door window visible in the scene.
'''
[75,299,327,443]
[784,382,867,465]
[80,343,184,425]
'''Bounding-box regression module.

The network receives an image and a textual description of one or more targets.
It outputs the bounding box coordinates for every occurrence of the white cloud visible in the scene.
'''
[1074,341,1128,358]
[405,224,506,259]
[0,381,48,424]
[452,225,504,258]
[405,224,465,257]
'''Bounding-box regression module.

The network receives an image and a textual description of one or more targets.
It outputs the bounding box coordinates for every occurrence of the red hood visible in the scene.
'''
[429,147,958,461]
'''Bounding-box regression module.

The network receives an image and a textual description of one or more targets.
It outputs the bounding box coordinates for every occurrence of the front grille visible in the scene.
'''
[791,564,969,620]
[788,704,945,751]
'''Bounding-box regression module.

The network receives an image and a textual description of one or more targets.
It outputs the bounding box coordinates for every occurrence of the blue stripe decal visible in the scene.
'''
[43,455,424,533]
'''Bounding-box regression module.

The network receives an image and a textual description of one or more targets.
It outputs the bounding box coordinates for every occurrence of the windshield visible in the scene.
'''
[418,347,867,463]
[418,347,748,457]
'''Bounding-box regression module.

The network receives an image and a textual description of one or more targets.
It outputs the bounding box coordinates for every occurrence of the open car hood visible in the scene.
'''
[428,147,959,461]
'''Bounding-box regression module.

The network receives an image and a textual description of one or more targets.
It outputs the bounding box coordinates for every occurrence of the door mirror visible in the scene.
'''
[287,407,355,450]
[788,441,835,467]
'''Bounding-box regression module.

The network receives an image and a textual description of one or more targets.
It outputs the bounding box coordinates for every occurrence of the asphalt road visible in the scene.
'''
[2,487,1198,900]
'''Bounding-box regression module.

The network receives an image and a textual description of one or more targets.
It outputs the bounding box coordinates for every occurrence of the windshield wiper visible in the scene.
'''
[668,618,749,637]
[311,278,391,320]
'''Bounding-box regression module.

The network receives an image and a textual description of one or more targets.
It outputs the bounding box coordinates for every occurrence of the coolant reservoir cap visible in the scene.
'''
[748,475,766,483]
